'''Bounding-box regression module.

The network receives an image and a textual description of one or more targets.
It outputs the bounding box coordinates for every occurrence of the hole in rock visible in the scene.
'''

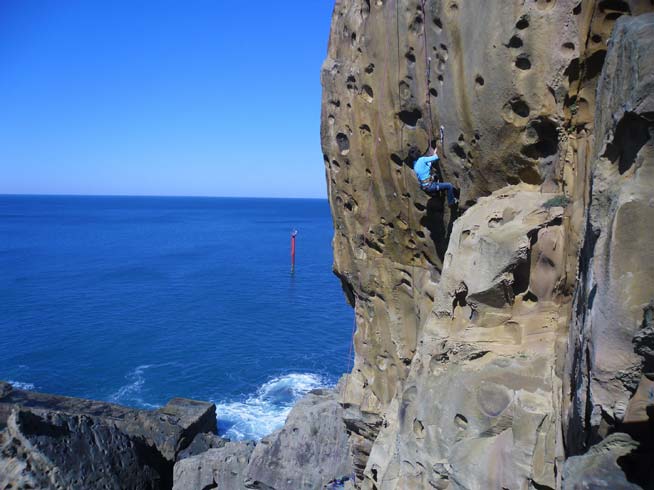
[521,117,559,159]
[510,97,530,117]
[516,17,529,30]
[365,63,375,74]
[434,17,443,29]
[508,36,523,48]
[429,87,438,97]
[453,289,468,309]
[410,15,423,32]
[365,237,384,254]
[475,75,485,86]
[336,133,350,155]
[591,34,602,43]
[451,143,466,160]
[512,255,531,297]
[362,85,374,101]
[413,419,425,437]
[562,42,575,51]
[454,414,468,429]
[398,108,422,127]
[515,55,531,70]
[573,3,582,14]
[405,50,416,63]
[359,124,371,135]
[488,216,503,228]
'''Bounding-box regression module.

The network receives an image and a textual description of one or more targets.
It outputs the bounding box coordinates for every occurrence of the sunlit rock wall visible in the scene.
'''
[321,1,654,488]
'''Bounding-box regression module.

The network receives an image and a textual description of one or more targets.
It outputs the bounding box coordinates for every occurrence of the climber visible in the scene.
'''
[410,144,458,206]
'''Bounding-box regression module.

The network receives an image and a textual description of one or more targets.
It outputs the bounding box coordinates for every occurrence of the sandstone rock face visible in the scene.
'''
[0,382,216,490]
[322,1,654,489]
[363,187,568,489]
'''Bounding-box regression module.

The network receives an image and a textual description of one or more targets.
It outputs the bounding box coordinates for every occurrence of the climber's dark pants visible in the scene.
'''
[421,181,456,205]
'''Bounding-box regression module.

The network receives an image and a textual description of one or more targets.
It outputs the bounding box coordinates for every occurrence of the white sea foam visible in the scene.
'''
[215,373,328,441]
[108,365,159,409]
[8,380,35,391]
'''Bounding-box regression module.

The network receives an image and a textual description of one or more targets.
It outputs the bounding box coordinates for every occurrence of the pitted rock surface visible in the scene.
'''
[321,1,654,489]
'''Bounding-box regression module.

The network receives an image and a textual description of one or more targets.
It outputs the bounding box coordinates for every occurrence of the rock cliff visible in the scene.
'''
[321,1,654,489]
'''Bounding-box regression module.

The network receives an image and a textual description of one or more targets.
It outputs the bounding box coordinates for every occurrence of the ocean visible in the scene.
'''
[0,195,353,440]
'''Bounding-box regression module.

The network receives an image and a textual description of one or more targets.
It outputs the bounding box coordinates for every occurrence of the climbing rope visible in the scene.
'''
[421,0,436,144]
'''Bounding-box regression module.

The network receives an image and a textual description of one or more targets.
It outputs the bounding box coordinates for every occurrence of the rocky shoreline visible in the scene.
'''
[0,382,354,490]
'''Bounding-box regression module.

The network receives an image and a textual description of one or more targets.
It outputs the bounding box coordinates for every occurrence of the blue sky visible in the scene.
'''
[0,1,334,198]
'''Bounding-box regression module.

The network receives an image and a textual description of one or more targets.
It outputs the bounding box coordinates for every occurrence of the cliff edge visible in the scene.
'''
[321,1,654,488]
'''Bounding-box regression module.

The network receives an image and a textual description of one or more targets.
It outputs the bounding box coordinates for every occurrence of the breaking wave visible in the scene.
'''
[215,373,328,441]
[8,380,35,391]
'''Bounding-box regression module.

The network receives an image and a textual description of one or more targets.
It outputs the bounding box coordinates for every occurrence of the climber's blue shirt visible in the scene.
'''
[414,155,439,183]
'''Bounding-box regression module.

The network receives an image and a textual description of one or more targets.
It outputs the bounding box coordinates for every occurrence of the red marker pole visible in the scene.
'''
[290,230,298,273]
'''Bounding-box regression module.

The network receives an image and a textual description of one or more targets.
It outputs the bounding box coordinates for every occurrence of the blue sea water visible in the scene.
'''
[0,195,353,440]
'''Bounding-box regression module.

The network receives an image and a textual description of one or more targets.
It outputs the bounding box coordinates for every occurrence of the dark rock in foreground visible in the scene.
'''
[0,381,216,490]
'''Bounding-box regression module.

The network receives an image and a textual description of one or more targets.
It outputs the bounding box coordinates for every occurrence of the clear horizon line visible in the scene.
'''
[0,192,329,200]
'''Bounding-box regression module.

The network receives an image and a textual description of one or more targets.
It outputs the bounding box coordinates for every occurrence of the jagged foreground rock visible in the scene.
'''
[321,1,654,489]
[0,382,216,490]
[172,389,353,490]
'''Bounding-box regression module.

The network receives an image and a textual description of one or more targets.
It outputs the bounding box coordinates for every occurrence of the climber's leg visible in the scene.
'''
[421,182,457,205]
